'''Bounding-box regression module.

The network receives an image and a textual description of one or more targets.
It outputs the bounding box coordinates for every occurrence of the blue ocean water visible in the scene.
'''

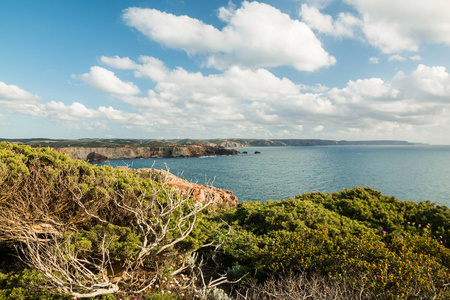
[97,145,450,206]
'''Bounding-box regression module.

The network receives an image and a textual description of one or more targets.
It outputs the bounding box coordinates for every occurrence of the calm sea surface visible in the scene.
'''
[97,145,450,206]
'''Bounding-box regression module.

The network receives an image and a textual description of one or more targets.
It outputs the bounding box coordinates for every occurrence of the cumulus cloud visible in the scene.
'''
[131,56,304,104]
[345,78,399,99]
[5,59,450,142]
[0,80,154,132]
[324,64,450,134]
[44,101,98,121]
[97,56,450,139]
[346,0,450,53]
[98,56,339,135]
[72,66,140,95]
[122,2,335,71]
[299,4,361,38]
[0,81,41,102]
[100,55,138,69]
[0,81,43,116]
[409,64,450,97]
[301,0,450,55]
[0,82,91,122]
[97,106,153,127]
[99,55,450,140]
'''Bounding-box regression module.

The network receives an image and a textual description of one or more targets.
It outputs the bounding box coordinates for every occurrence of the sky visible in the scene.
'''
[1,0,450,144]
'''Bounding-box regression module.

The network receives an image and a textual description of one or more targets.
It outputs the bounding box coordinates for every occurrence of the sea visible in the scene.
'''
[97,145,450,207]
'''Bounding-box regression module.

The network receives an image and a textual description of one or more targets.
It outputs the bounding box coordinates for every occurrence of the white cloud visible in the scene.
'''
[299,5,334,34]
[91,121,109,130]
[44,101,98,121]
[97,106,153,127]
[134,56,170,82]
[369,57,379,64]
[388,54,406,62]
[299,4,361,38]
[95,57,450,140]
[324,64,450,132]
[132,56,303,104]
[40,101,155,130]
[0,81,43,116]
[100,55,138,69]
[123,8,226,54]
[409,64,450,97]
[97,57,339,135]
[122,2,335,71]
[81,121,109,131]
[5,59,450,142]
[299,83,329,92]
[306,0,335,9]
[346,78,399,99]
[0,81,41,102]
[346,0,450,53]
[314,125,324,132]
[98,106,131,121]
[0,80,154,131]
[302,0,450,55]
[72,66,140,95]
[410,55,423,61]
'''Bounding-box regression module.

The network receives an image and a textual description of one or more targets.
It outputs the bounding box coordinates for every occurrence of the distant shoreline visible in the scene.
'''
[0,137,428,148]
[56,145,240,162]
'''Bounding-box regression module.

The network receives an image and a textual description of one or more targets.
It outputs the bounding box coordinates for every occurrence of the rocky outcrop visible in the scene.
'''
[136,168,239,207]
[57,145,239,161]
[86,152,108,162]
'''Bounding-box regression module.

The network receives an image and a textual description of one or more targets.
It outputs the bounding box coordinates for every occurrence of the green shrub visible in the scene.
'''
[215,188,450,299]
[0,142,213,299]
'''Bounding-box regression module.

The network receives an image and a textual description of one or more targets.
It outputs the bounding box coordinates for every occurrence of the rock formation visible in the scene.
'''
[57,145,239,161]
[86,152,108,162]
[136,168,239,207]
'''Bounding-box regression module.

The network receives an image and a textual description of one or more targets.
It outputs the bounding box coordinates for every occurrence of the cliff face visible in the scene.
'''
[57,145,240,161]
[137,168,238,207]
[217,141,250,147]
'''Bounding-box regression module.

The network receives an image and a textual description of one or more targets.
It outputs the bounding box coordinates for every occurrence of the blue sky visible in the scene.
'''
[1,0,450,144]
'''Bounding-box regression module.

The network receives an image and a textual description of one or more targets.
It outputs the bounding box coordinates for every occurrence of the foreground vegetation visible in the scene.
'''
[0,142,449,299]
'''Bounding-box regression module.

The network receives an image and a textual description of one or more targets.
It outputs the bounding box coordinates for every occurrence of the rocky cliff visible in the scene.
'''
[136,168,238,207]
[57,145,240,162]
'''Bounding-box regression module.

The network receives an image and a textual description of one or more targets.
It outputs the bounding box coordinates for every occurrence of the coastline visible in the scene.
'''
[56,145,240,162]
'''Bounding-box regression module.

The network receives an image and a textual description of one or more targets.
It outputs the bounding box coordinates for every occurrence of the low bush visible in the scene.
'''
[214,188,450,299]
[0,142,218,299]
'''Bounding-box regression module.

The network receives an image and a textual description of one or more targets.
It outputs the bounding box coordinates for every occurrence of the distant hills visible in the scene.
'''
[0,138,427,148]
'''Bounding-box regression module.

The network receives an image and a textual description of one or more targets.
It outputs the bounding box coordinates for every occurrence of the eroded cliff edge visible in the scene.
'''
[57,145,240,162]
[136,168,239,207]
